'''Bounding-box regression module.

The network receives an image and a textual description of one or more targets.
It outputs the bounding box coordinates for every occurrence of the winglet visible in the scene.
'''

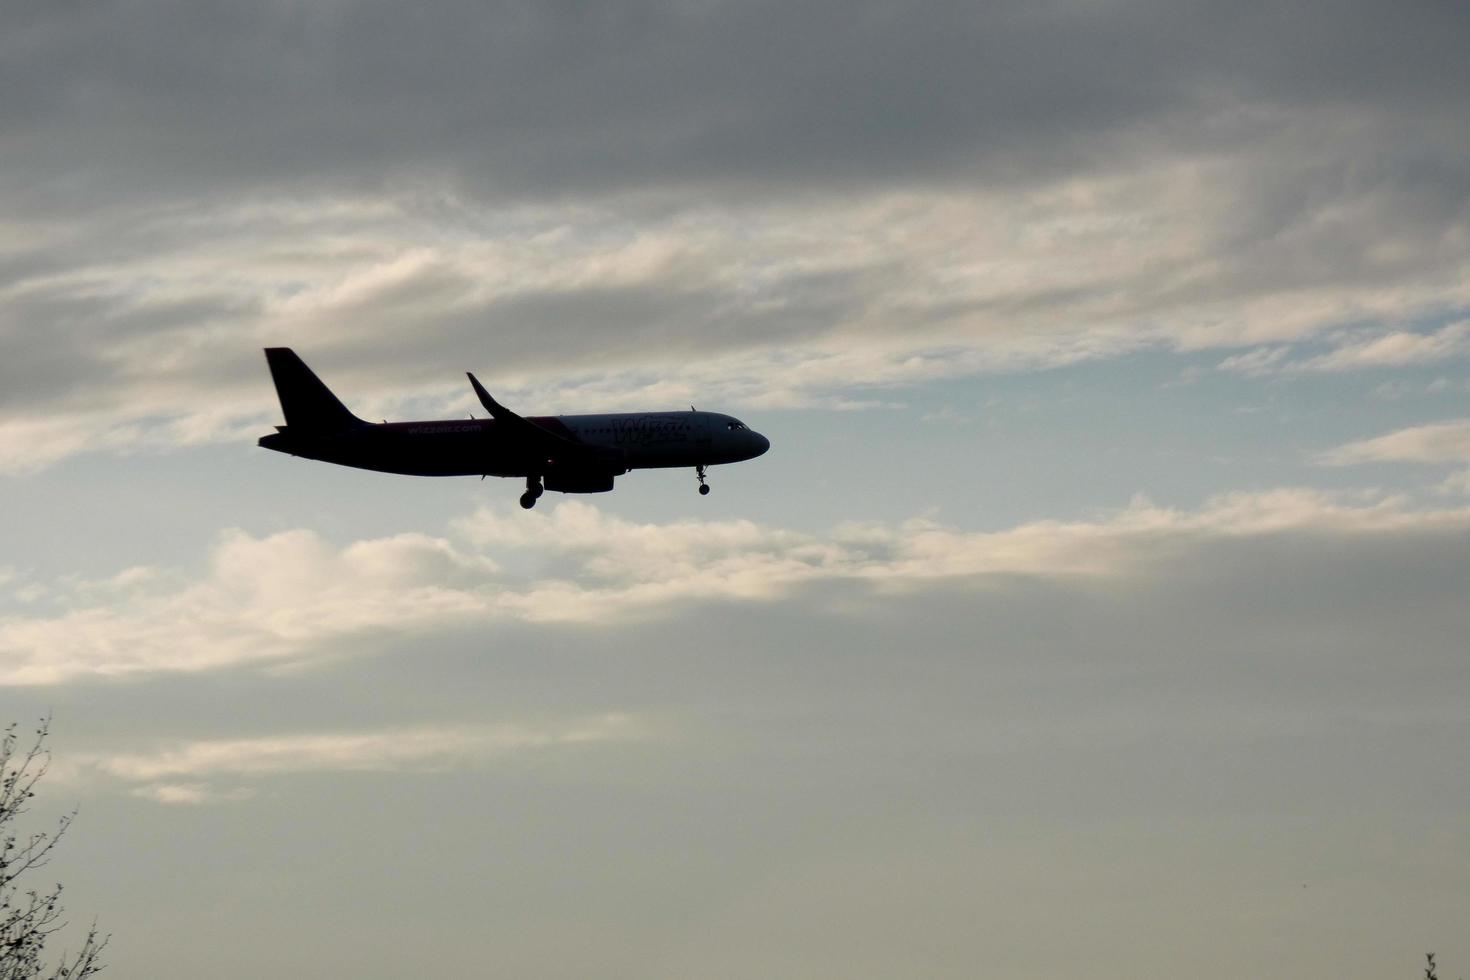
[467,372,513,422]
[466,370,616,467]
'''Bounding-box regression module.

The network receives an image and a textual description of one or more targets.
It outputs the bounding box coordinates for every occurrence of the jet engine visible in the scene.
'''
[544,470,618,493]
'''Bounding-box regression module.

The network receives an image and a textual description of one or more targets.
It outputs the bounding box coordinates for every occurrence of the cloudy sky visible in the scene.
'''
[3,1,1469,977]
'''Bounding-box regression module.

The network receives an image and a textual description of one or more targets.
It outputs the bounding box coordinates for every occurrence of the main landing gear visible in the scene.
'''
[519,476,544,509]
[696,464,711,496]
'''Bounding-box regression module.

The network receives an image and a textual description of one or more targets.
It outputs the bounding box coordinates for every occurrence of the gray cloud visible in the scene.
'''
[15,484,1470,979]
[5,0,1470,468]
[5,0,1469,207]
[6,488,1468,685]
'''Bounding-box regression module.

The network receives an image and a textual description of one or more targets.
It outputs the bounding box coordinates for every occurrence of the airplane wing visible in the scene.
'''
[467,373,619,470]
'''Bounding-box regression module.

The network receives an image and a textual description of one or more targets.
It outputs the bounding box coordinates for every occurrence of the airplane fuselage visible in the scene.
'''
[256,348,769,506]
[260,410,767,479]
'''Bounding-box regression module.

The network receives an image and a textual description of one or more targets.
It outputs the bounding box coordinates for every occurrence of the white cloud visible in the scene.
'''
[90,717,642,781]
[1302,322,1470,371]
[1216,346,1292,376]
[71,716,645,803]
[1219,322,1470,377]
[1319,419,1470,466]
[920,407,972,426]
[0,529,499,684]
[6,491,1470,686]
[1439,469,1470,496]
[129,782,256,806]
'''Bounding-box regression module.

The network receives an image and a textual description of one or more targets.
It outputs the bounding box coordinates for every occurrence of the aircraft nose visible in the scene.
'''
[750,431,770,457]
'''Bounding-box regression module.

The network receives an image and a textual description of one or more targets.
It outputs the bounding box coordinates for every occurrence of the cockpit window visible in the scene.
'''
[726,421,746,430]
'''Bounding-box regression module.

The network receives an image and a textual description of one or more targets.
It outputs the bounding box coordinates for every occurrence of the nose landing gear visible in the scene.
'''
[519,476,545,509]
[696,464,710,496]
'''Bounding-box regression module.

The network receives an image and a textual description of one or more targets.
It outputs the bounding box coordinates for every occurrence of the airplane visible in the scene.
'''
[257,347,770,508]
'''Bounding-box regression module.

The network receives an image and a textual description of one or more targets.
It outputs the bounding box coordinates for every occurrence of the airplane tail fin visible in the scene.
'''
[263,348,366,430]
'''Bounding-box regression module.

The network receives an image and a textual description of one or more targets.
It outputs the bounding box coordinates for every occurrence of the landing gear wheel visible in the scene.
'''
[695,464,710,496]
[698,483,711,495]
[519,492,537,509]
[522,476,544,506]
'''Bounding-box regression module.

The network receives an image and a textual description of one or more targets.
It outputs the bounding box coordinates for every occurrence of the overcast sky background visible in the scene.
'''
[3,2,1469,977]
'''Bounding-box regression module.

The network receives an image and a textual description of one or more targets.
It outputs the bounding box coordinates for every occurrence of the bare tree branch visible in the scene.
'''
[1,719,107,980]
